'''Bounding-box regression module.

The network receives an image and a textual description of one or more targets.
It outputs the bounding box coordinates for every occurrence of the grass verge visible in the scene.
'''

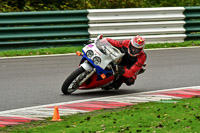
[0,46,83,57]
[0,40,200,57]
[1,97,200,133]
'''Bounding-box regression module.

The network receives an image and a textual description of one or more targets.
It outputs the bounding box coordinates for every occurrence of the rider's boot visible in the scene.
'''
[113,77,124,90]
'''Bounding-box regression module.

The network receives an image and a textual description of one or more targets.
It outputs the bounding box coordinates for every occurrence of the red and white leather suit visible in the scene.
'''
[106,38,147,84]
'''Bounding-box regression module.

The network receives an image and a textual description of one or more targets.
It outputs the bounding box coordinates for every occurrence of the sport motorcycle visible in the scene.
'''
[61,36,124,94]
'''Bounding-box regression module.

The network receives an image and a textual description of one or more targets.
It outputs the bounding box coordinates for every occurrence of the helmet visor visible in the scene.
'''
[129,43,142,56]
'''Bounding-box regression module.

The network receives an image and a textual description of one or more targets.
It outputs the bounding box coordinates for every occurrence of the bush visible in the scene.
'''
[0,0,200,12]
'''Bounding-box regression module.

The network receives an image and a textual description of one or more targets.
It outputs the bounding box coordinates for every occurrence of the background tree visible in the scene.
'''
[0,0,200,12]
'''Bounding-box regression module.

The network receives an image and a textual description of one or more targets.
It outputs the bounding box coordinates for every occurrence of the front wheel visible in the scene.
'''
[61,67,85,94]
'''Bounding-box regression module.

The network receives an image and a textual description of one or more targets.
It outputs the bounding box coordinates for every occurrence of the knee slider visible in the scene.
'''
[124,78,135,86]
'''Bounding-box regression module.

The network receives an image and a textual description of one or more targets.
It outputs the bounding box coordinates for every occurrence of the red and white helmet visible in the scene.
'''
[128,35,145,56]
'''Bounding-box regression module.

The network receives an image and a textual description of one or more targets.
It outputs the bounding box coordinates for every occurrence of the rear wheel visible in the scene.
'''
[61,67,85,94]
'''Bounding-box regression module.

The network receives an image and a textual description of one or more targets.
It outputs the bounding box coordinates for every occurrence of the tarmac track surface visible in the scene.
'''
[0,47,200,111]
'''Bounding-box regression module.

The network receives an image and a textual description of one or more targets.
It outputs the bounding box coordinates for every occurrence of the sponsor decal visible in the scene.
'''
[94,50,101,56]
[88,44,94,48]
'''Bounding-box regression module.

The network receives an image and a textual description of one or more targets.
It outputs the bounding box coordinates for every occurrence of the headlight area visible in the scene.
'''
[86,50,94,58]
[93,56,101,65]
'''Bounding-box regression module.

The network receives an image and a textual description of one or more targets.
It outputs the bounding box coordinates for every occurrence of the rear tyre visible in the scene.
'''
[61,67,85,95]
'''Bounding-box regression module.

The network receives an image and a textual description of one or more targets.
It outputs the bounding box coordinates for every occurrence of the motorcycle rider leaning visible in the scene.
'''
[101,35,147,90]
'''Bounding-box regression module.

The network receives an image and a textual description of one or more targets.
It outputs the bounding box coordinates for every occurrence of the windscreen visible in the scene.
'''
[96,38,113,54]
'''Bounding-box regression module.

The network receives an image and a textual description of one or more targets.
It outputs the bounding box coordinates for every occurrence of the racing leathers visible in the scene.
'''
[106,38,147,88]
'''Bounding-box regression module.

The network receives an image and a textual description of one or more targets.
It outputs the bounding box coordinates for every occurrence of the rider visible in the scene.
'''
[101,35,147,90]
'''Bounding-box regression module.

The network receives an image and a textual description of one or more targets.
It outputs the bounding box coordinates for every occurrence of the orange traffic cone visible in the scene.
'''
[51,106,63,121]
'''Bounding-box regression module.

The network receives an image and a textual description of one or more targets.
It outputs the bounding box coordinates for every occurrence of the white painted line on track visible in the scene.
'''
[0,85,200,116]
[145,46,200,51]
[0,46,200,60]
[0,53,76,60]
[137,85,200,94]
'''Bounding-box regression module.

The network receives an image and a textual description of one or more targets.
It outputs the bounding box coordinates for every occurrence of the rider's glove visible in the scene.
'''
[137,64,146,75]
[118,66,125,75]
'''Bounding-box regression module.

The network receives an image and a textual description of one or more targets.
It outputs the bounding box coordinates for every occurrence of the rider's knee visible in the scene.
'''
[124,78,135,86]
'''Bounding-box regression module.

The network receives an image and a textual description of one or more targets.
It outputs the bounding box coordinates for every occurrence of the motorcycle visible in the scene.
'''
[61,35,125,94]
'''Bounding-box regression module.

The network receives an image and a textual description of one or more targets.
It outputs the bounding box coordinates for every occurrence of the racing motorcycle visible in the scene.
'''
[61,35,125,94]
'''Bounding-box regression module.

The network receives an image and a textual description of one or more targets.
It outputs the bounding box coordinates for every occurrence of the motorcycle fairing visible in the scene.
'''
[79,73,114,89]
[81,50,113,77]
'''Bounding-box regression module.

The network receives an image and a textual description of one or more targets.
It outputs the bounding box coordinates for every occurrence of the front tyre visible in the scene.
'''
[61,67,85,95]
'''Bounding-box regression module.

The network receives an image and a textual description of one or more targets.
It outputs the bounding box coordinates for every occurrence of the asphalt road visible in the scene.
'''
[0,47,200,111]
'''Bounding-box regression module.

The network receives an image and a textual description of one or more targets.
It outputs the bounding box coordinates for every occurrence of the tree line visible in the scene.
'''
[0,0,199,12]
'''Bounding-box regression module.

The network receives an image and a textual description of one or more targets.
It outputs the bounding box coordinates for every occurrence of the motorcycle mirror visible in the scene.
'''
[87,40,94,44]
[97,34,103,40]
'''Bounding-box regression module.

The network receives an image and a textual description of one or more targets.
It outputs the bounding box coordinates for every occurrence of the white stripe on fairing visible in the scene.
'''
[0,85,199,116]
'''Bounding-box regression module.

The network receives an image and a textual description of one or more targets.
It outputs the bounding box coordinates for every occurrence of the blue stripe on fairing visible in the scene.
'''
[81,50,112,76]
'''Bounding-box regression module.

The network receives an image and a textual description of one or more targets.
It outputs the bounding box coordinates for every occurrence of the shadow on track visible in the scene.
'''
[61,88,141,97]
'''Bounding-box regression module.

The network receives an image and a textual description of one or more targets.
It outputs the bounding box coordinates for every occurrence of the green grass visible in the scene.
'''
[145,40,200,49]
[0,46,83,57]
[0,40,200,57]
[1,97,200,132]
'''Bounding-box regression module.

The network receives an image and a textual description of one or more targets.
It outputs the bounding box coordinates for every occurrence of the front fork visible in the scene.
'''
[78,69,95,86]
